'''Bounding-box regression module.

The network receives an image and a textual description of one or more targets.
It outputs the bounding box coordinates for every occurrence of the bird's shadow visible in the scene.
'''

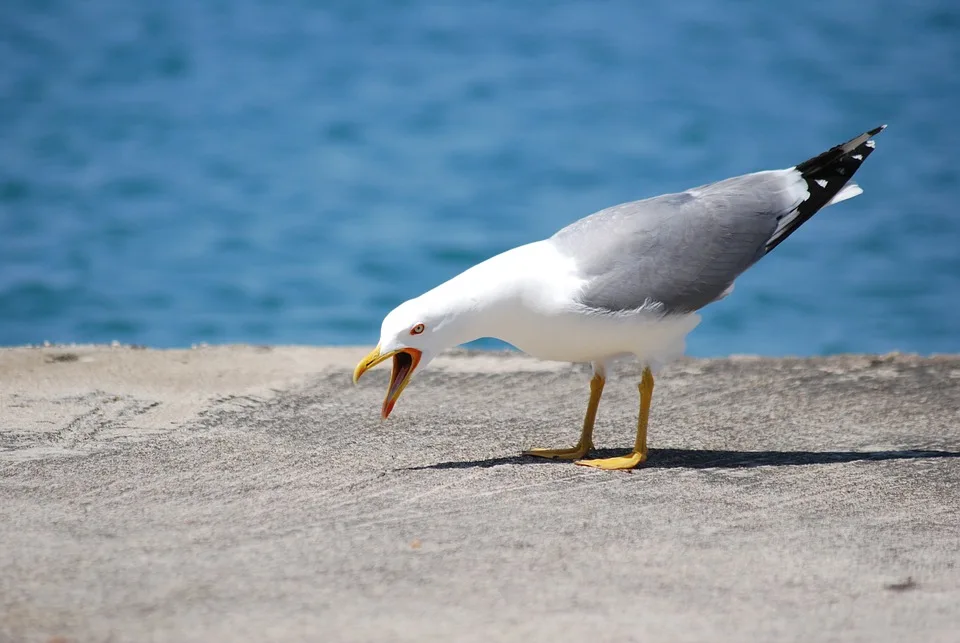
[405,448,960,471]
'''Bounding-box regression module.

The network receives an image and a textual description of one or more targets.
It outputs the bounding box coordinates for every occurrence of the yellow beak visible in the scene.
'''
[353,345,423,419]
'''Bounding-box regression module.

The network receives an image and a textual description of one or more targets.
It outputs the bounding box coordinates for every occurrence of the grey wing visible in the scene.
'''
[550,170,807,314]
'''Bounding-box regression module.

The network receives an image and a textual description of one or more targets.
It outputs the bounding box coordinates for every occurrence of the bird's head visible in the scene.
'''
[353,295,459,419]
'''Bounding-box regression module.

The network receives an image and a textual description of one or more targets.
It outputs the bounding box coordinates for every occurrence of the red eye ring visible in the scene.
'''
[410,323,425,335]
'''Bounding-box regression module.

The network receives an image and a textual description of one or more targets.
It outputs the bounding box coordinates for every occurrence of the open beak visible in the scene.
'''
[353,345,423,419]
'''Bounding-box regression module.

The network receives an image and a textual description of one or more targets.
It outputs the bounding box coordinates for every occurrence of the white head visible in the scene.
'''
[353,291,478,419]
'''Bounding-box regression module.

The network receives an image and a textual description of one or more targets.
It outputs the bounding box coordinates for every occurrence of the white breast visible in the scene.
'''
[502,305,701,368]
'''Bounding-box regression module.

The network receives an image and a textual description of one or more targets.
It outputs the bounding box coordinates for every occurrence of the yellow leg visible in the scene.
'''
[523,374,604,460]
[576,367,653,470]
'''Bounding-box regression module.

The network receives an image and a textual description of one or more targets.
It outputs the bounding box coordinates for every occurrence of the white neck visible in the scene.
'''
[415,240,583,350]
[417,260,522,348]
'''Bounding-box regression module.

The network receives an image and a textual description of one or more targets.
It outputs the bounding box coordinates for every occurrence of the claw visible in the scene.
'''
[523,443,593,461]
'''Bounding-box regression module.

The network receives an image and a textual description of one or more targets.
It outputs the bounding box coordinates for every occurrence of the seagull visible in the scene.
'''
[354,125,886,470]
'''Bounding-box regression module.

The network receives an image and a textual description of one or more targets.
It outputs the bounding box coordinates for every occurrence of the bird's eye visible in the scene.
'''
[410,323,425,335]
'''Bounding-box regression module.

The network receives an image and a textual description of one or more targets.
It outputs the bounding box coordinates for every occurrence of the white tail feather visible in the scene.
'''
[826,182,863,206]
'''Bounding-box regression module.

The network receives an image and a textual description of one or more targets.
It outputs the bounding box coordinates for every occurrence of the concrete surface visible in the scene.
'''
[1,345,959,642]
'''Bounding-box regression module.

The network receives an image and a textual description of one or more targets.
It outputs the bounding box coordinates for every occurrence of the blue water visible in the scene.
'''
[2,0,959,355]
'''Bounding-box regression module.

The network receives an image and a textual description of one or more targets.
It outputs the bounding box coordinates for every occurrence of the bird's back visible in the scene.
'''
[550,125,884,315]
[550,170,805,314]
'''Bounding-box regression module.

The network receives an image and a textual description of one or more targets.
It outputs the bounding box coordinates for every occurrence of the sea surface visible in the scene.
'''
[2,0,959,355]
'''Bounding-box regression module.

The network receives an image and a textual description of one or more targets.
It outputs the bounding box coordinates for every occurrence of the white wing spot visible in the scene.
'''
[865,140,876,149]
[852,154,863,160]
[815,179,828,188]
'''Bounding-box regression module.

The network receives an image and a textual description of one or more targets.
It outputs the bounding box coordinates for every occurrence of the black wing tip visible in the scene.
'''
[847,123,887,153]
[768,124,885,254]
[795,124,887,175]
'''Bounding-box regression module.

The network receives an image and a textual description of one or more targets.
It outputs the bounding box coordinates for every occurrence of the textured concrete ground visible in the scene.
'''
[1,346,959,642]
